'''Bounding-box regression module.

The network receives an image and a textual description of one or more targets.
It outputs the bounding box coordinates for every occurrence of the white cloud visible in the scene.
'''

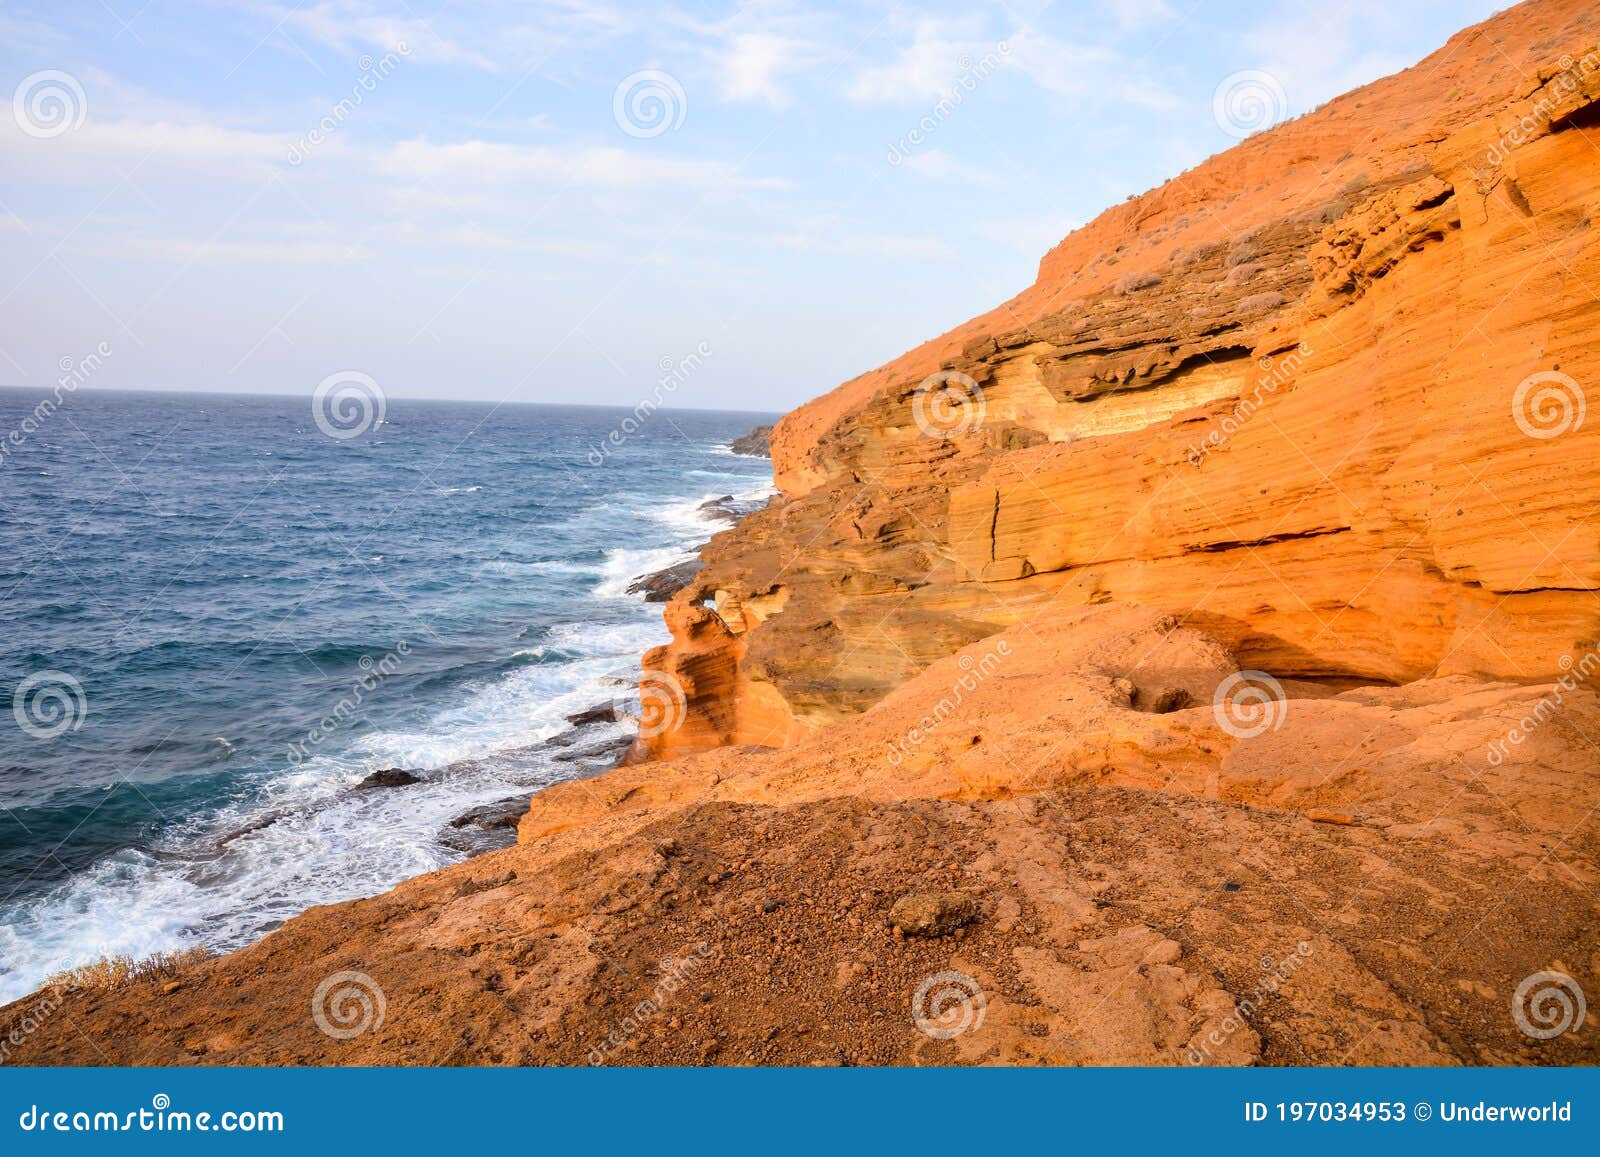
[899,148,995,185]
[769,220,952,261]
[0,116,292,174]
[391,222,602,258]
[377,138,785,192]
[1101,0,1175,31]
[268,0,627,72]
[1240,3,1417,114]
[719,32,809,106]
[92,236,370,263]
[1004,30,1175,109]
[273,0,496,70]
[849,18,999,105]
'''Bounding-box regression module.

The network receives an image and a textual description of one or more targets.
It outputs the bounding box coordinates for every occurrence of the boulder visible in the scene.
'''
[888,891,978,938]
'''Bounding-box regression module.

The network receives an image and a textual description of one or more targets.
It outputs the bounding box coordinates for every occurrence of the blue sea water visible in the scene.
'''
[0,389,775,1003]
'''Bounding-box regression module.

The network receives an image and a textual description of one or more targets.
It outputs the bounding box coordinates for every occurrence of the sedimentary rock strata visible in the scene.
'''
[644,0,1600,756]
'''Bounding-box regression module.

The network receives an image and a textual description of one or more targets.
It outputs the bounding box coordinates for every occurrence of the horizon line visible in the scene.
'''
[0,382,786,418]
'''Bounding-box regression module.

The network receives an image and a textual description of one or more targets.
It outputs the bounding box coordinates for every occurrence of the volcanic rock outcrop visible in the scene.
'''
[643,0,1600,758]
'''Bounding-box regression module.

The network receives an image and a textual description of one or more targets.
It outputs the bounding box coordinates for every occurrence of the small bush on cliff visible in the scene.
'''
[1114,271,1162,294]
[47,946,211,991]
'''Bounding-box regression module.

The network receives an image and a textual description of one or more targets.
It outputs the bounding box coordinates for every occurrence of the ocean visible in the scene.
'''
[0,389,775,1003]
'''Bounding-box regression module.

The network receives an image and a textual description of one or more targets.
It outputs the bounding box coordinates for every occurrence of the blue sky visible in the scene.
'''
[1,0,1502,411]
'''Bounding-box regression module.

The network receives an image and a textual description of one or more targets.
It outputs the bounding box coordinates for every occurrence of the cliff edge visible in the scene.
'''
[642,0,1600,758]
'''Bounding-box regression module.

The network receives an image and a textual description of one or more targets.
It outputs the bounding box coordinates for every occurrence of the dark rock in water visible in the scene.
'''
[565,703,623,727]
[551,730,635,768]
[439,796,529,857]
[729,424,773,457]
[356,768,422,790]
[698,493,774,526]
[626,560,704,602]
[211,809,288,851]
[699,495,741,523]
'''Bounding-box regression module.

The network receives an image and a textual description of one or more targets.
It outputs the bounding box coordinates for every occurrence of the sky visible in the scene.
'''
[0,0,1505,413]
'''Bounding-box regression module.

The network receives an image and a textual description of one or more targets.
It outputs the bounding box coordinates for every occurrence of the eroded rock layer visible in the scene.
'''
[645,0,1600,755]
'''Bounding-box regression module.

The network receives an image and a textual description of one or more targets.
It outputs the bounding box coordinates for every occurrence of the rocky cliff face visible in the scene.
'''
[645,0,1600,758]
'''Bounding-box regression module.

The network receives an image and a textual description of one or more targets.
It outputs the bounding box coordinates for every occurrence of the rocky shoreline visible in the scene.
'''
[727,424,772,457]
[624,490,772,602]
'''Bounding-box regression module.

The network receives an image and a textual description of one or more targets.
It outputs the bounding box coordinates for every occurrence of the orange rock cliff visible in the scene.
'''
[642,0,1600,759]
[8,0,1599,1067]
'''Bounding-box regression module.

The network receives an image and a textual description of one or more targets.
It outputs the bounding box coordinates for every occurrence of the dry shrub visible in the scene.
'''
[47,946,211,991]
